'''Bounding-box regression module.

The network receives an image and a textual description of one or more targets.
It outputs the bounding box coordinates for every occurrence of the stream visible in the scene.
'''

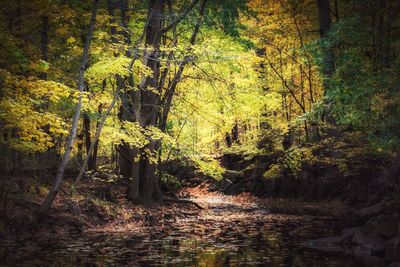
[0,196,358,266]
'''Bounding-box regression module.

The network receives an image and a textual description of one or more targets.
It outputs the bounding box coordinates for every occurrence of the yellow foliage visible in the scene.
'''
[0,69,71,152]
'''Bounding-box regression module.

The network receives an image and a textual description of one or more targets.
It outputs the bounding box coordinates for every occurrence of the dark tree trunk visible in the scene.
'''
[83,113,95,171]
[119,142,132,177]
[39,15,48,80]
[317,0,335,105]
[225,134,232,147]
[317,0,336,126]
[128,0,206,203]
[232,122,239,143]
[138,0,164,203]
[77,130,84,163]
[107,0,136,179]
[317,0,334,77]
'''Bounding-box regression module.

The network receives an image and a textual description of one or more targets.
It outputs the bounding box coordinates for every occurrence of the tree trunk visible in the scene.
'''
[317,0,336,126]
[317,0,335,78]
[39,15,48,80]
[138,0,164,203]
[38,0,99,217]
[107,0,141,185]
[225,134,232,147]
[119,142,132,177]
[83,113,95,171]
[91,106,101,171]
[127,146,140,201]
[107,0,134,178]
[232,122,239,143]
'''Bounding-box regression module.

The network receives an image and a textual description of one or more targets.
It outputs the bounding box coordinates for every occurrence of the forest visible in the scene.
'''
[0,0,400,266]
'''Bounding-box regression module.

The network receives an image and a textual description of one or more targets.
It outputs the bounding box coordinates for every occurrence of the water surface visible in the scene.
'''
[0,198,357,266]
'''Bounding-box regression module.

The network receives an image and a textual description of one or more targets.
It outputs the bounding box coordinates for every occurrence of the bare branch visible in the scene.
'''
[161,0,201,34]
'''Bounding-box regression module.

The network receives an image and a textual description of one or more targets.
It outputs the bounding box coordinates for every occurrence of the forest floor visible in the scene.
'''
[0,175,349,238]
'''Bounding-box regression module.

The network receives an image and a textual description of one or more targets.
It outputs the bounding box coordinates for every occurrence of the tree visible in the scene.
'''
[316,0,337,126]
[38,0,99,217]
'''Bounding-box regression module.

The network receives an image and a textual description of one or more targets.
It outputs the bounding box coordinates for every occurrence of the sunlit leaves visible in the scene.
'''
[86,56,131,86]
[166,29,264,155]
[0,69,71,152]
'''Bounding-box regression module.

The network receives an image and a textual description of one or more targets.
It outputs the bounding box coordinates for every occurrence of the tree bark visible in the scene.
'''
[83,113,95,171]
[317,0,336,126]
[38,0,99,217]
[137,0,164,203]
[317,0,334,75]
[232,122,239,143]
[39,15,48,80]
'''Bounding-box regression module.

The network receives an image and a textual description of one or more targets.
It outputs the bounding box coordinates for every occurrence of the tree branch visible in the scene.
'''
[161,0,201,34]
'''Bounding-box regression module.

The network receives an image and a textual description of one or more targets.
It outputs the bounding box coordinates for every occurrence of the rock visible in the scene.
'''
[352,230,385,253]
[223,170,242,180]
[368,212,400,238]
[355,202,387,219]
[386,236,400,262]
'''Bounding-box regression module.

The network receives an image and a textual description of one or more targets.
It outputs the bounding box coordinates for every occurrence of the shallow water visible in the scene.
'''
[0,198,358,267]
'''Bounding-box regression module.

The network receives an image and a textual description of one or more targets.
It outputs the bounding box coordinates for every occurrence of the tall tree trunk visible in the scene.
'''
[317,0,336,126]
[107,0,141,185]
[83,113,95,171]
[38,0,99,217]
[225,134,232,147]
[232,122,239,143]
[138,0,164,203]
[91,104,102,171]
[107,0,133,178]
[128,0,205,203]
[317,0,334,77]
[39,15,48,80]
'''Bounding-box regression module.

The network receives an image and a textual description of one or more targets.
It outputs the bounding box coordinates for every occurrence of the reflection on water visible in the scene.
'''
[0,212,357,267]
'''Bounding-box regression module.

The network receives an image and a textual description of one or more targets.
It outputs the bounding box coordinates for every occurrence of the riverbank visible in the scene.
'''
[0,175,348,236]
